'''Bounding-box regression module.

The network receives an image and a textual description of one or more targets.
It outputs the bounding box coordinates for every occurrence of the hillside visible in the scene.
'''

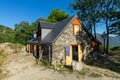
[0,25,15,43]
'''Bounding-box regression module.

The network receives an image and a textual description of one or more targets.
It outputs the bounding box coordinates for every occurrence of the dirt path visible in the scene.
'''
[2,53,80,80]
[0,43,120,80]
[2,53,119,80]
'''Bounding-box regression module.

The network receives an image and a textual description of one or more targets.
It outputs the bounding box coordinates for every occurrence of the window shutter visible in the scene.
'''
[65,46,70,56]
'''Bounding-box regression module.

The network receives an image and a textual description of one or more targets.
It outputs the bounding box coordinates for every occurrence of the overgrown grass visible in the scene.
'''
[7,43,23,50]
[0,46,8,65]
[0,46,8,79]
[7,43,23,54]
[39,59,51,68]
[78,68,89,75]
[109,46,120,56]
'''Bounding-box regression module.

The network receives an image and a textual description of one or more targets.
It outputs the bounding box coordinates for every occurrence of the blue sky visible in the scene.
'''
[0,0,105,34]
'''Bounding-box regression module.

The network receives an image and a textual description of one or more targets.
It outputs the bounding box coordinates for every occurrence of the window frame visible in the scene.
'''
[73,25,81,36]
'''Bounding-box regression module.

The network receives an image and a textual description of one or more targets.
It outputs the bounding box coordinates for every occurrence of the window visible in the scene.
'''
[73,25,81,35]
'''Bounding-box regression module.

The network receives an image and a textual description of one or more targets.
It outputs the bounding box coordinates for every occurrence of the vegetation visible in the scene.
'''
[0,25,15,43]
[0,46,8,79]
[70,0,120,54]
[14,21,37,45]
[47,8,69,23]
[0,46,8,65]
[88,73,102,77]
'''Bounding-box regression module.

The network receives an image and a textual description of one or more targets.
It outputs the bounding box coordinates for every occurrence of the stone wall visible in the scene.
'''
[51,24,93,66]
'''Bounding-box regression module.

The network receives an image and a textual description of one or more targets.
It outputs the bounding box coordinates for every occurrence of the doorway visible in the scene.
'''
[72,45,78,61]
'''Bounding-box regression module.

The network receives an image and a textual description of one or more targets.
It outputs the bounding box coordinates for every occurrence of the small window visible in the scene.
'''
[73,25,81,35]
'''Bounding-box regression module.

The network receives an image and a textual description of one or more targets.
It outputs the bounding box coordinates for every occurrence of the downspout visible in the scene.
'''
[48,44,51,64]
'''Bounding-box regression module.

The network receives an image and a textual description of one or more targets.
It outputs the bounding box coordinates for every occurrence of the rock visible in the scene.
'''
[72,60,83,71]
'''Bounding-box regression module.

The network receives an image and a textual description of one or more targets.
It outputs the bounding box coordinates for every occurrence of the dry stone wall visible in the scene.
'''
[51,24,93,66]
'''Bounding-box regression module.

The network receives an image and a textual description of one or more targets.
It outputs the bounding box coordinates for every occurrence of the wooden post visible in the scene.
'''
[28,44,30,53]
[34,45,37,56]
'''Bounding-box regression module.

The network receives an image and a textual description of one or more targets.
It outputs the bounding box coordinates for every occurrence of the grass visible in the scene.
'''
[88,72,102,77]
[7,43,23,54]
[7,43,23,49]
[78,68,89,75]
[39,59,51,68]
[0,46,8,79]
[104,73,120,79]
[0,46,8,66]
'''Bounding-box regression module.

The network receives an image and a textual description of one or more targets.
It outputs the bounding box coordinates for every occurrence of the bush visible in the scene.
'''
[110,46,120,51]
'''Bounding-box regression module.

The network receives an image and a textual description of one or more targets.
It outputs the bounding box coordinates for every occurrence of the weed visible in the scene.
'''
[40,59,50,68]
[88,73,102,77]
[78,68,89,75]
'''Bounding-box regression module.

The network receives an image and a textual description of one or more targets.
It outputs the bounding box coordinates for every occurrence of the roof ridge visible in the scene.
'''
[39,21,56,24]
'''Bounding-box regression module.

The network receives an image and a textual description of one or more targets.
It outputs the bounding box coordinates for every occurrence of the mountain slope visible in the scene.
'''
[0,25,15,43]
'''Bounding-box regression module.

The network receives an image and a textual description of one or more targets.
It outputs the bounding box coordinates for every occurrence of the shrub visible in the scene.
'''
[110,46,120,51]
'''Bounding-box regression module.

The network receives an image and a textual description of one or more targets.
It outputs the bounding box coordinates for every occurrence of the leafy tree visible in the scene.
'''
[47,8,69,23]
[14,21,37,45]
[70,0,120,54]
[109,11,120,36]
[99,0,120,54]
[70,0,100,37]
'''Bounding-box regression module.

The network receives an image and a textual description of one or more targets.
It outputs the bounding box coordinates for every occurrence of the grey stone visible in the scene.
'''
[72,60,83,71]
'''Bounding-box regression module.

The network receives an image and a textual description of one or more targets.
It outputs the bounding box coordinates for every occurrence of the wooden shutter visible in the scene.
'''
[65,46,72,66]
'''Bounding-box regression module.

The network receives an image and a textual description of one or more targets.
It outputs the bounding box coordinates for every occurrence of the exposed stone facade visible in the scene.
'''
[51,24,93,66]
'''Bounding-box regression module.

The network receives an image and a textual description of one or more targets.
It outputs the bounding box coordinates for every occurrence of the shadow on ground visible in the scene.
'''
[86,54,120,73]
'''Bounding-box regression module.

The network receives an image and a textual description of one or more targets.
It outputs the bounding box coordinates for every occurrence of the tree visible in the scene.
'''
[109,11,120,36]
[70,0,100,37]
[14,21,37,45]
[70,0,120,54]
[100,0,120,54]
[47,8,69,23]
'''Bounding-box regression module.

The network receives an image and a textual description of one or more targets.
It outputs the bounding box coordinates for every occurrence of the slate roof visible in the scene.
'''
[28,14,100,44]
[40,21,55,29]
[41,15,76,44]
[33,31,37,34]
[28,37,38,44]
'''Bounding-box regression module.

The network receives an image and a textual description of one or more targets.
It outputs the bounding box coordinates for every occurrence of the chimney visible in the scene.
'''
[37,22,41,43]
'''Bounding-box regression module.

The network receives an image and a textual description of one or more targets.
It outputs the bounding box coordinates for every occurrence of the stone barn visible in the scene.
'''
[27,15,101,66]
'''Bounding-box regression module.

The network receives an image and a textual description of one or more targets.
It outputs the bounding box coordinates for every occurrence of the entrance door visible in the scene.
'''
[72,45,78,61]
[65,44,83,66]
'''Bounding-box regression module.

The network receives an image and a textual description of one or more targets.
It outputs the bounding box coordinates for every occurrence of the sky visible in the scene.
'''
[0,0,105,34]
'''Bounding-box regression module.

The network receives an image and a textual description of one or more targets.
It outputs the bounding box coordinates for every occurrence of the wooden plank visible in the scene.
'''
[78,45,83,62]
[71,18,81,25]
[34,45,37,56]
[28,44,30,53]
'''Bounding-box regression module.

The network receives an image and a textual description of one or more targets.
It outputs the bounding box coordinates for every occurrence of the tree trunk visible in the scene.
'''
[103,35,106,53]
[93,23,96,38]
[106,19,109,54]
